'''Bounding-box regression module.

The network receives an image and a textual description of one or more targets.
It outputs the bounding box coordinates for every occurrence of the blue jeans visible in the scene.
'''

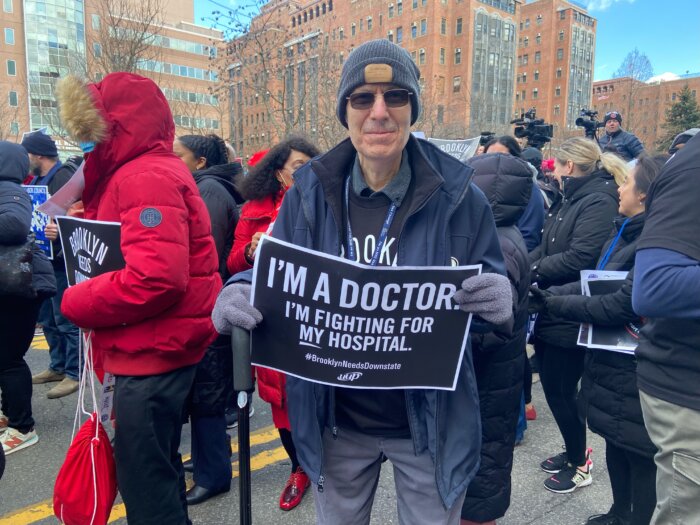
[39,269,80,380]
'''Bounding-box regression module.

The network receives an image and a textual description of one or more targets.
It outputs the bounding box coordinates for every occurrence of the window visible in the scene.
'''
[340,28,344,39]
[419,48,426,65]
[533,88,538,99]
[556,68,562,78]
[8,90,17,106]
[387,31,393,42]
[420,18,427,35]
[389,4,394,18]
[367,16,373,30]
[555,86,561,97]
[536,33,541,45]
[441,18,446,35]
[522,90,526,100]
[554,105,560,116]
[422,0,426,6]
[453,76,461,93]
[437,105,444,124]
[413,0,417,8]
[3,0,11,13]
[522,72,527,83]
[456,17,463,35]
[4,28,14,45]
[534,70,539,81]
[522,54,528,65]
[560,10,566,20]
[10,121,18,135]
[93,43,102,57]
[411,24,417,38]
[439,47,445,64]
[92,14,100,29]
[6,59,16,76]
[557,48,563,60]
[360,19,363,31]
[411,50,417,62]
[454,47,461,64]
[397,26,403,43]
[352,23,356,36]
[525,18,530,28]
[536,14,542,25]
[524,37,529,47]
[398,0,403,15]
[535,51,541,63]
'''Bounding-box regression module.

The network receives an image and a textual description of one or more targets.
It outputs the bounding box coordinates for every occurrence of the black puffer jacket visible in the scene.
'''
[0,142,56,298]
[461,153,531,522]
[597,129,644,161]
[544,214,656,458]
[530,169,619,346]
[193,162,242,281]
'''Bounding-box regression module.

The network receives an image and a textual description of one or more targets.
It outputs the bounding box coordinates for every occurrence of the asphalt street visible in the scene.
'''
[0,335,613,525]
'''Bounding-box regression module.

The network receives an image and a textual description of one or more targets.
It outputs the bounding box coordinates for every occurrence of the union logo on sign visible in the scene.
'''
[337,372,363,382]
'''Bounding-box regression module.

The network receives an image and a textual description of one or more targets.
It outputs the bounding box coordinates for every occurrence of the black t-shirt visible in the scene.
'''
[635,133,700,409]
[334,167,415,438]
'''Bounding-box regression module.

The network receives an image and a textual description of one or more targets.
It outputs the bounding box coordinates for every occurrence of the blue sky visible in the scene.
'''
[193,0,700,81]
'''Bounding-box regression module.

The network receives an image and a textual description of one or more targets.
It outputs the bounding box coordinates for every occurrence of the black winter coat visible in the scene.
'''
[545,214,656,458]
[597,129,644,161]
[190,162,242,417]
[193,162,242,281]
[530,169,619,346]
[462,153,530,522]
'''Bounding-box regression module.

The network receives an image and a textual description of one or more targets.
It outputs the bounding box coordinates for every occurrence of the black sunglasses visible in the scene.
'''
[347,89,412,110]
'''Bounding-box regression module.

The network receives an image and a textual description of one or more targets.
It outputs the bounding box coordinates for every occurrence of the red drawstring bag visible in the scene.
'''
[54,331,117,525]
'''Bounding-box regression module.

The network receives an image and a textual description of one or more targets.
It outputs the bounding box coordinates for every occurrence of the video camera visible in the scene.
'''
[479,131,495,146]
[575,109,604,140]
[510,108,553,150]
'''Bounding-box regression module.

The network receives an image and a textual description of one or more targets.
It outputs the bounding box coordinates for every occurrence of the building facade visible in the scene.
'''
[0,0,223,151]
[592,73,700,152]
[515,0,596,137]
[225,0,523,157]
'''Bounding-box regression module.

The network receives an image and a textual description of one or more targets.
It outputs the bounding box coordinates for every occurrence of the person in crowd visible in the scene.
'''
[530,154,666,524]
[56,73,221,525]
[460,151,532,525]
[0,141,56,455]
[226,136,320,511]
[213,39,512,524]
[172,133,241,505]
[20,131,81,399]
[483,136,542,429]
[597,111,644,162]
[529,136,627,494]
[632,132,700,524]
[667,127,699,155]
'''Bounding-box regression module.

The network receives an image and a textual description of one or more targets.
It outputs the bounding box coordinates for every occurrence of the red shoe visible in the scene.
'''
[279,467,310,511]
[525,404,537,421]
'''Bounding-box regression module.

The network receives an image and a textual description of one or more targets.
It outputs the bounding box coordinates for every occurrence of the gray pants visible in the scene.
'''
[639,390,700,525]
[314,427,466,525]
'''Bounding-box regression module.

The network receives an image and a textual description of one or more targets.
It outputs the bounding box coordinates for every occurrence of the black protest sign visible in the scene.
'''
[56,217,125,286]
[250,236,481,390]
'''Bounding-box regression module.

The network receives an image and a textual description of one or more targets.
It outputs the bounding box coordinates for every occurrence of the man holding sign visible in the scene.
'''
[214,39,511,524]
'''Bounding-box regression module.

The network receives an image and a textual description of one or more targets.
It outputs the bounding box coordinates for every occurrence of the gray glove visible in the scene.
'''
[212,282,263,334]
[452,273,513,325]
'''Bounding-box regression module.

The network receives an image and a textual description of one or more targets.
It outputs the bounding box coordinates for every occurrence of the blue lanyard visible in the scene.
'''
[344,176,398,267]
[597,217,631,270]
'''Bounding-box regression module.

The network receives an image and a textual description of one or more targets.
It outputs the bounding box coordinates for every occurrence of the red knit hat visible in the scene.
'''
[248,149,269,167]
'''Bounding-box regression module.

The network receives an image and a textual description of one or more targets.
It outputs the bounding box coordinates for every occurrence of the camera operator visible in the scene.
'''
[597,111,644,161]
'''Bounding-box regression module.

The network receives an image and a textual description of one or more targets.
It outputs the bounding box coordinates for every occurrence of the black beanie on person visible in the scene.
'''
[21,131,59,157]
[336,39,421,128]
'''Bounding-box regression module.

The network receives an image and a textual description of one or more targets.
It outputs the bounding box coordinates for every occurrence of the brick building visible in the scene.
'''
[225,0,525,157]
[515,0,596,138]
[0,0,223,152]
[591,72,700,153]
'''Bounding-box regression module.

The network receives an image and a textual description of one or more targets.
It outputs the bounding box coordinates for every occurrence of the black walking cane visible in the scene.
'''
[231,326,253,525]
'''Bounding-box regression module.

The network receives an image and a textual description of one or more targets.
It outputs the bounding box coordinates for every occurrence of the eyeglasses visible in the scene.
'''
[346,89,413,110]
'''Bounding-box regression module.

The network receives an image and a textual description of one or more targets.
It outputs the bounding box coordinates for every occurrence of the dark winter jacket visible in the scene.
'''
[598,129,644,161]
[0,142,56,298]
[270,135,506,508]
[545,213,656,458]
[193,162,241,280]
[530,169,619,346]
[462,153,530,521]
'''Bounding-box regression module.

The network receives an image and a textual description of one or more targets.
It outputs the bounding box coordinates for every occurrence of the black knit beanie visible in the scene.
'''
[336,39,421,128]
[21,131,58,157]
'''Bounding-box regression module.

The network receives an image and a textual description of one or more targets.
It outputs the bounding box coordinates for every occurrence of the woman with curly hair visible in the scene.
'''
[227,135,320,511]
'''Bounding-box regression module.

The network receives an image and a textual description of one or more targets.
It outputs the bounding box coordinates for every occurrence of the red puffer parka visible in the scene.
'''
[59,73,221,376]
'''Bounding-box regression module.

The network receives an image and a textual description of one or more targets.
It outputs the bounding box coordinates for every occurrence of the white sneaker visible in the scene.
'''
[1,427,39,455]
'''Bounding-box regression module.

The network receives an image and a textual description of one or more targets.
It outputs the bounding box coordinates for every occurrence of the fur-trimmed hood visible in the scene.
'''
[56,73,175,212]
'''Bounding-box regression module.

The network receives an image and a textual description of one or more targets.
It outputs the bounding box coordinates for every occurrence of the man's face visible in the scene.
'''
[346,83,412,165]
[605,119,621,134]
[28,153,41,172]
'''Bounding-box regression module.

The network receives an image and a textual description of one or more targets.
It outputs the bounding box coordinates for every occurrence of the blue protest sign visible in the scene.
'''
[22,185,53,259]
